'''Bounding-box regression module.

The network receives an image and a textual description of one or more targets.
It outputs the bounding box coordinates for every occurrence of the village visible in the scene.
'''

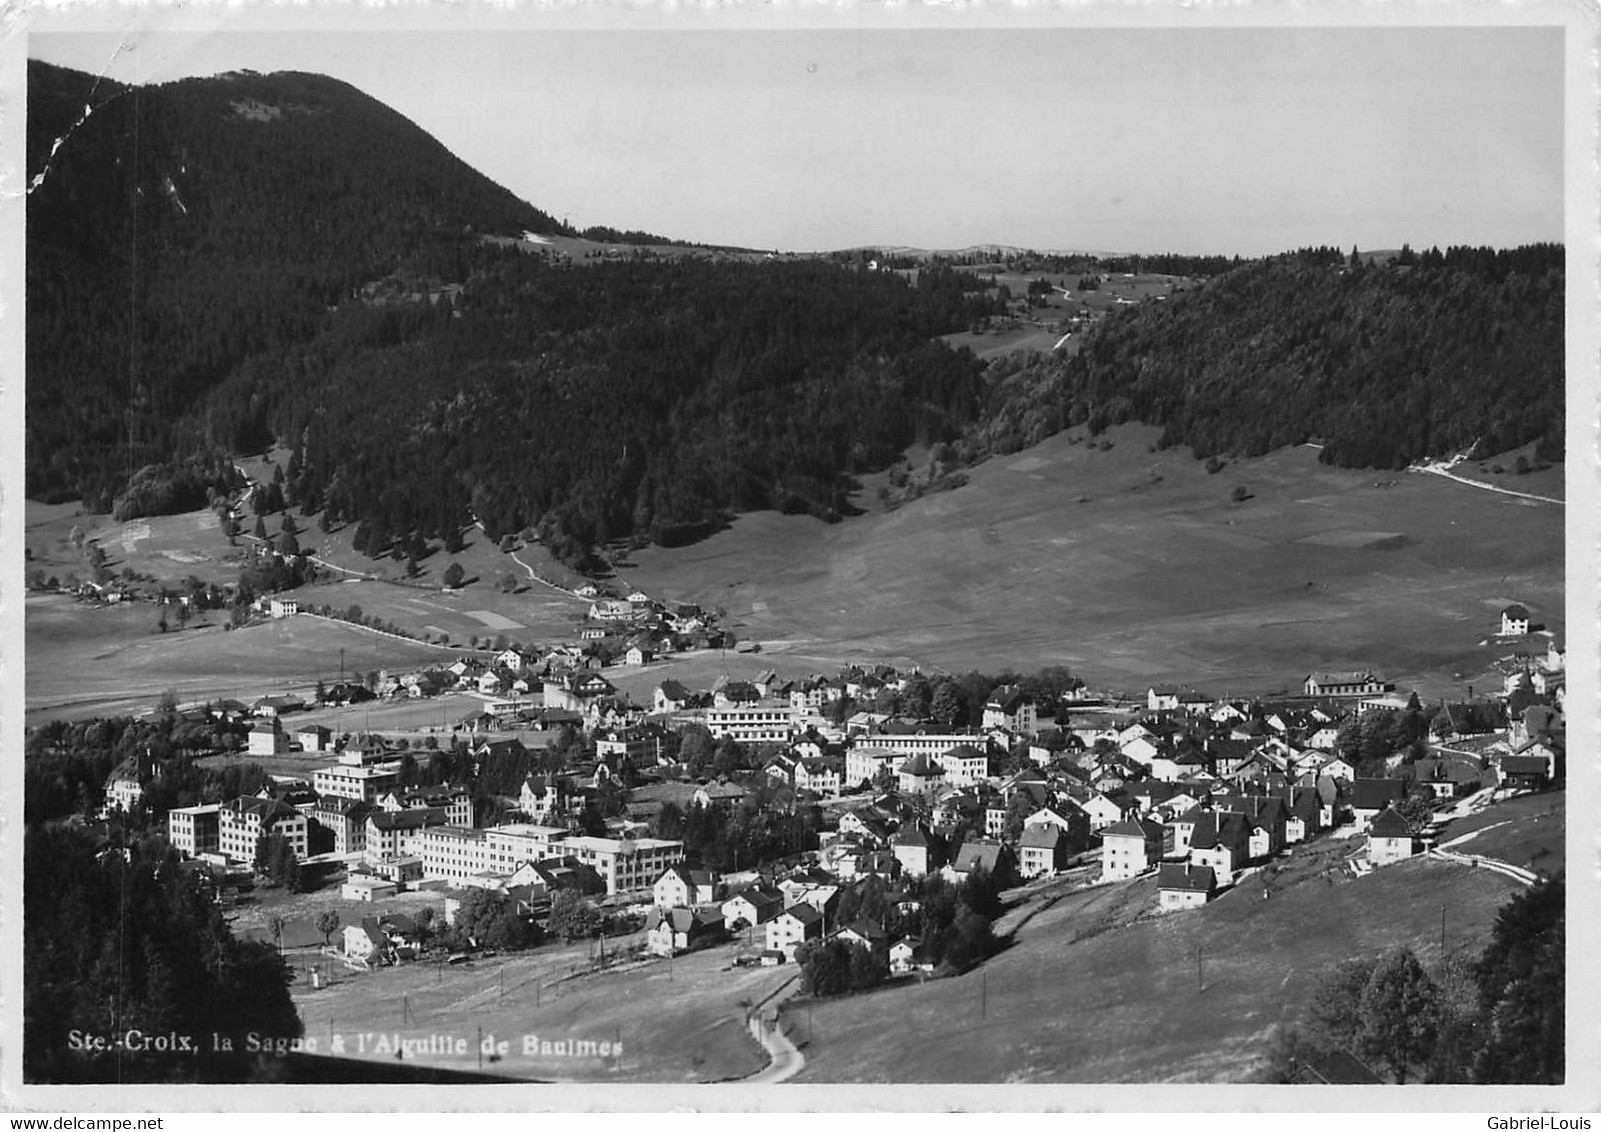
[85,582,1566,1013]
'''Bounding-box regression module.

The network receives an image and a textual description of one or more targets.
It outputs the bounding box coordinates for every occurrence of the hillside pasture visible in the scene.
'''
[291,935,786,1083]
[1438,788,1565,875]
[25,595,451,725]
[792,841,1522,1083]
[621,425,1563,700]
[25,499,247,589]
[1447,439,1566,502]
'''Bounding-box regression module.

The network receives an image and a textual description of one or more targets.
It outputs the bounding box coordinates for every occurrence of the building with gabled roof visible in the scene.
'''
[722,888,784,930]
[1348,778,1406,829]
[891,822,935,877]
[765,903,824,961]
[1367,807,1415,865]
[654,864,721,908]
[645,906,725,956]
[1303,672,1392,698]
[1186,810,1251,886]
[1156,863,1216,912]
[897,753,947,796]
[1018,824,1067,877]
[1100,817,1166,882]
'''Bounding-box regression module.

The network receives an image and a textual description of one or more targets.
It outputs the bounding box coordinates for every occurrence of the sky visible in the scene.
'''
[24,21,1567,256]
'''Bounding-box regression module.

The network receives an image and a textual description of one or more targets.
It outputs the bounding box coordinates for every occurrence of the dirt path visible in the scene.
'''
[743,973,804,1084]
[1409,462,1562,505]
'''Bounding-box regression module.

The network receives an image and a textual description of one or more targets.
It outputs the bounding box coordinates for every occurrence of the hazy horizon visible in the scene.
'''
[27,25,1565,257]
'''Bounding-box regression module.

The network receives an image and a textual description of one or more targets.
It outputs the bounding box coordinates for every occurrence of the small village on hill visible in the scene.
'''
[45,569,1566,1081]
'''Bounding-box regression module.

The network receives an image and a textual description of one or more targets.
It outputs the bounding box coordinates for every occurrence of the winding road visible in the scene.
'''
[741,973,805,1084]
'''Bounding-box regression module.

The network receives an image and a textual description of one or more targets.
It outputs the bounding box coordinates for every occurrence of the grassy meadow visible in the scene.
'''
[24,594,453,725]
[26,416,1563,725]
[790,841,1525,1083]
[622,424,1564,700]
[291,933,787,1083]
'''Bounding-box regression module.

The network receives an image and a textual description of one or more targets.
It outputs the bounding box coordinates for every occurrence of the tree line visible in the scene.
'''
[25,824,303,1082]
[201,252,992,567]
[955,246,1563,472]
[1267,878,1563,1084]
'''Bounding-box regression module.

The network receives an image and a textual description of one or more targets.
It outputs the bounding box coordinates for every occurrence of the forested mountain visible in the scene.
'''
[27,60,1564,573]
[961,247,1564,471]
[26,60,569,509]
[206,251,992,563]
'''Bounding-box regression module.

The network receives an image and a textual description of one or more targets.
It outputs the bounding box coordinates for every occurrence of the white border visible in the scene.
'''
[1,0,1596,1115]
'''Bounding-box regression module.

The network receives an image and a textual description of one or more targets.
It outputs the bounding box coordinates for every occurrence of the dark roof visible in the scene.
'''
[367,807,449,832]
[1501,755,1550,776]
[1188,811,1250,852]
[1157,863,1216,893]
[782,904,824,926]
[953,841,1009,873]
[1368,808,1413,838]
[892,823,929,848]
[226,795,299,822]
[1350,778,1406,811]
[1102,817,1163,840]
[899,754,944,777]
[316,796,373,817]
[1019,825,1062,850]
[1502,604,1530,620]
[986,686,1032,713]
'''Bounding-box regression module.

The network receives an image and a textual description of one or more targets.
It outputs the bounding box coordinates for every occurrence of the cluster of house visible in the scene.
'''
[110,613,1566,976]
[644,861,931,976]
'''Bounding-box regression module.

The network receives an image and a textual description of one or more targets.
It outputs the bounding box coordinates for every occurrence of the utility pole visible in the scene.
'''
[981,969,988,1019]
[1197,945,1204,994]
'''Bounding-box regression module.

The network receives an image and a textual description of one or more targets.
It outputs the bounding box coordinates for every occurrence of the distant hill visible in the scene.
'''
[25,60,571,509]
[958,247,1564,472]
[25,61,1565,576]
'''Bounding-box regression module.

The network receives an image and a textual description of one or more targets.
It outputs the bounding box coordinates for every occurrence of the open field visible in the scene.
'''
[27,416,1563,724]
[233,447,596,646]
[290,933,787,1082]
[1443,439,1566,502]
[25,498,249,589]
[940,272,1187,360]
[1437,788,1565,875]
[942,326,1070,360]
[622,425,1564,700]
[24,595,452,725]
[791,838,1524,1083]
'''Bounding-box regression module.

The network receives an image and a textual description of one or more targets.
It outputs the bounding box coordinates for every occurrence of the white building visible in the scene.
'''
[167,804,222,858]
[313,763,402,803]
[219,796,308,864]
[248,718,290,757]
[704,700,798,745]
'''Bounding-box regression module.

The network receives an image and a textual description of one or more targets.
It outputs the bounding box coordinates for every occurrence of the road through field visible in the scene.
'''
[1410,464,1563,505]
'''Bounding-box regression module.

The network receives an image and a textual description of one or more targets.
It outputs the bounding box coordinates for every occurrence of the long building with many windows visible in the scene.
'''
[406,822,681,895]
[314,762,402,803]
[219,796,308,863]
[705,700,798,745]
